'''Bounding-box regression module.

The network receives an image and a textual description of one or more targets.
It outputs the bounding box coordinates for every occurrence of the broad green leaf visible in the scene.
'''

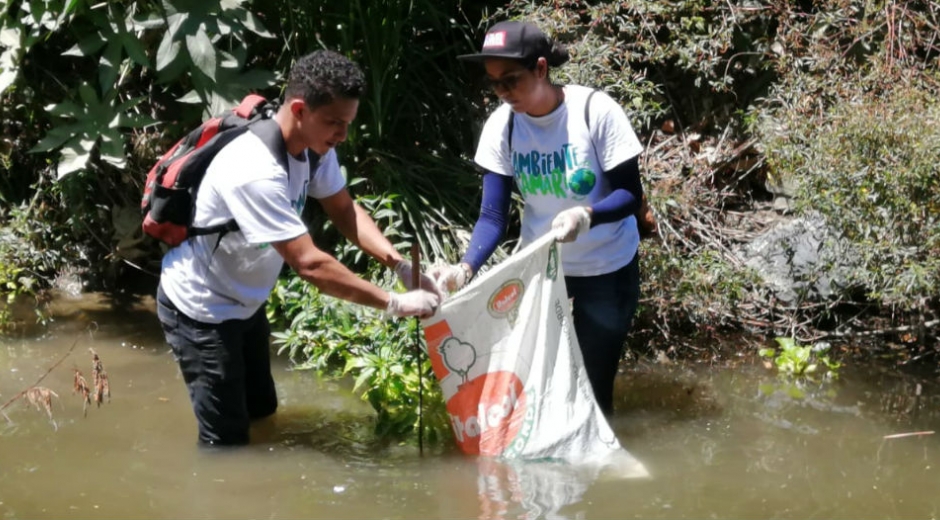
[98,41,122,93]
[62,0,82,16]
[156,14,187,71]
[352,367,375,393]
[235,10,273,38]
[186,29,216,80]
[63,33,106,57]
[45,100,81,118]
[176,90,203,104]
[0,27,21,48]
[220,0,246,10]
[156,33,181,72]
[56,139,96,179]
[132,14,165,30]
[0,68,17,94]
[29,127,76,153]
[120,31,150,68]
[77,82,98,105]
[758,348,775,358]
[164,0,210,18]
[99,134,126,168]
[218,50,239,69]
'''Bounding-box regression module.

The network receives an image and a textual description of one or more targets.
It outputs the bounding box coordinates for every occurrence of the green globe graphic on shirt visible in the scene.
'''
[567,168,596,196]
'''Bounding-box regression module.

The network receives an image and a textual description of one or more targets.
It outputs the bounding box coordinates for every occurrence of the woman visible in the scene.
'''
[430,20,645,416]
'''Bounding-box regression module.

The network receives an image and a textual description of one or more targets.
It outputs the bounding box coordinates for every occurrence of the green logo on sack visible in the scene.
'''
[546,242,559,281]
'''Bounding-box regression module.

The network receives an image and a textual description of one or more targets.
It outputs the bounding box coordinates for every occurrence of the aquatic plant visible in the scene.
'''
[759,337,841,379]
[267,264,450,445]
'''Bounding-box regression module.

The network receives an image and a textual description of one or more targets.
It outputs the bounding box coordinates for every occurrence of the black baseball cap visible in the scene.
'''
[457,21,552,62]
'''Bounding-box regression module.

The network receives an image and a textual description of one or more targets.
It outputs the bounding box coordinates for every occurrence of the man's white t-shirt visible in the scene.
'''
[474,85,644,276]
[160,130,345,323]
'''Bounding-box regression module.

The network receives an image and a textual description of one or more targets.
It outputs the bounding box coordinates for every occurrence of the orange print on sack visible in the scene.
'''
[447,371,527,456]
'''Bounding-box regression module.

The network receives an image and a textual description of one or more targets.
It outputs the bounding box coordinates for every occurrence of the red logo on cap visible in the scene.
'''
[483,31,506,48]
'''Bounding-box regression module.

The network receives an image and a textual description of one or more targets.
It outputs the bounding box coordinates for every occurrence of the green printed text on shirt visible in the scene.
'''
[513,144,596,199]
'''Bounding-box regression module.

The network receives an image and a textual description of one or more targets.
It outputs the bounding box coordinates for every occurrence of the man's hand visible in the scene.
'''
[428,263,473,293]
[551,206,591,243]
[385,289,442,319]
[394,260,443,298]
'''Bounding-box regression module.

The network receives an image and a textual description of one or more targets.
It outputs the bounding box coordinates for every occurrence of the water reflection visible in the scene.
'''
[2,295,940,519]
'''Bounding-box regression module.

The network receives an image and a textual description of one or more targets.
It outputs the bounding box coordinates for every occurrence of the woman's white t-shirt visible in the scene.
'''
[160,130,345,323]
[474,85,643,276]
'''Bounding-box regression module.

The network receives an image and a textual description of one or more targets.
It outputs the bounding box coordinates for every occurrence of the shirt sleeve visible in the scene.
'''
[307,149,346,199]
[473,104,515,177]
[590,91,644,172]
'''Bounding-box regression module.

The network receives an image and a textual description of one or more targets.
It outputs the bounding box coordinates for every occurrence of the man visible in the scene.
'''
[155,50,441,446]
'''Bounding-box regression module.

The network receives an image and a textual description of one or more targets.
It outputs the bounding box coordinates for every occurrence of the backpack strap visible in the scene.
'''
[248,118,290,175]
[584,89,599,166]
[507,108,515,153]
[507,89,597,156]
[188,118,289,247]
[234,94,270,119]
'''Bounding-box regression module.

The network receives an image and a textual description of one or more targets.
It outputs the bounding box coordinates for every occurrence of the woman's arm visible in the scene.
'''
[460,171,513,273]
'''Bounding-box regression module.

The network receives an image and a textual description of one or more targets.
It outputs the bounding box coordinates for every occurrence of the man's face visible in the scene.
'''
[293,97,359,155]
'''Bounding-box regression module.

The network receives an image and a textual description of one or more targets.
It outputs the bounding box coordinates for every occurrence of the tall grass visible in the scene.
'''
[260,0,488,260]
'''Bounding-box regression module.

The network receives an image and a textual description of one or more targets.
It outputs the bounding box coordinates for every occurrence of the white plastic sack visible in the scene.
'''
[422,234,648,478]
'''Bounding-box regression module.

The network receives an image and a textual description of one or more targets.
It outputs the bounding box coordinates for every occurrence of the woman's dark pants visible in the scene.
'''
[565,254,640,416]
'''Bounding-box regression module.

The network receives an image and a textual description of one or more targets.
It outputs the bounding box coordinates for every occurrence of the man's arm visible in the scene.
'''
[271,232,390,310]
[317,188,403,268]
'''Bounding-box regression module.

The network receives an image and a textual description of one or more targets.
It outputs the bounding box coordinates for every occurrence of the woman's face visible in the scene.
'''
[483,58,544,113]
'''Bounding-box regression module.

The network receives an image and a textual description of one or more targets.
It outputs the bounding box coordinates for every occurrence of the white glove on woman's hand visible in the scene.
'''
[394,260,443,298]
[385,289,441,318]
[551,206,591,243]
[428,263,473,293]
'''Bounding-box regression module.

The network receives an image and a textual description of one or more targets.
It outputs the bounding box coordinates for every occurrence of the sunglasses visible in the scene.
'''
[485,71,527,91]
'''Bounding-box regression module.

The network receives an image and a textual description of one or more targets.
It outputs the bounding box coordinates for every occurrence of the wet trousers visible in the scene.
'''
[565,253,640,416]
[156,284,277,445]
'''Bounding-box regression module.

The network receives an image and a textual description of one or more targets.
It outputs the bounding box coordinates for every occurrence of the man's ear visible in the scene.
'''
[288,98,305,118]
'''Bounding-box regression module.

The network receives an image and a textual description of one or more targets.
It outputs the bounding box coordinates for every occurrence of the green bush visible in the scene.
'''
[758,78,940,307]
[266,265,450,444]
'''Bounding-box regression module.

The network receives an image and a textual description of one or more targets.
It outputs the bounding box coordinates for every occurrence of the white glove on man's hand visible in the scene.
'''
[385,289,442,318]
[551,206,591,243]
[428,263,473,293]
[394,260,443,298]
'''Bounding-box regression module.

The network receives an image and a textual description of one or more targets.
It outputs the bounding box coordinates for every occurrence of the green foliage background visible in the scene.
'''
[2,0,939,440]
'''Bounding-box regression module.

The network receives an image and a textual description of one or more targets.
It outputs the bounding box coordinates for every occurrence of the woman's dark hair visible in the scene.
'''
[285,50,366,109]
[523,40,569,71]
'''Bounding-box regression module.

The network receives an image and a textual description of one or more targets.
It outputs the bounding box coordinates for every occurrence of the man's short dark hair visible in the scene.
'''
[285,50,365,109]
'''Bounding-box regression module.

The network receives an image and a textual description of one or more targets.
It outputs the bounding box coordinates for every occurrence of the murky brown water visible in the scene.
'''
[2,294,939,519]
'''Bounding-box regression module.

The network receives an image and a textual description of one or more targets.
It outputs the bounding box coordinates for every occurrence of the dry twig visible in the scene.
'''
[0,335,80,415]
[90,348,110,407]
[73,368,91,416]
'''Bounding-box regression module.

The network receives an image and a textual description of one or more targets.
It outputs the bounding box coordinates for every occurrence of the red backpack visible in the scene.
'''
[140,94,283,247]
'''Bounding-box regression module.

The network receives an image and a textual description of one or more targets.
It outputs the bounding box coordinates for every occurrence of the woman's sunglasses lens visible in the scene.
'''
[487,74,519,91]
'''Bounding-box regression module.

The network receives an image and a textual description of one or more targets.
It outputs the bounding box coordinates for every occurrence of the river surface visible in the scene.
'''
[1,294,938,519]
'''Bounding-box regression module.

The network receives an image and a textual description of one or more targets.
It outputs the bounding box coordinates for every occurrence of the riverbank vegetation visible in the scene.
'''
[2,0,938,440]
